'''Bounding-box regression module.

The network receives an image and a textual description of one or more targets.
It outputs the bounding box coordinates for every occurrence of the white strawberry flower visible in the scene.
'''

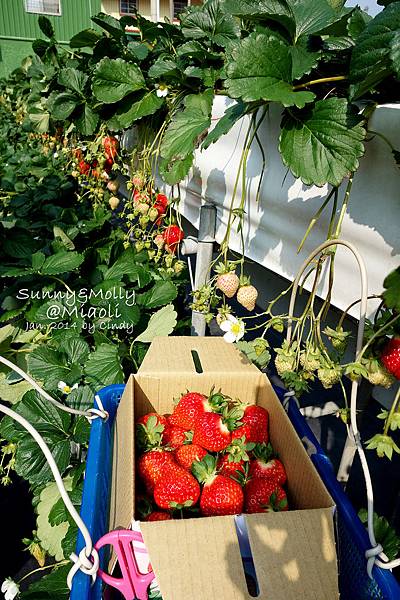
[156,83,169,98]
[219,315,245,343]
[1,578,20,600]
[57,381,78,394]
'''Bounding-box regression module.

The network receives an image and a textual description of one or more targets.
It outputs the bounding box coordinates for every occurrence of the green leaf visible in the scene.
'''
[40,251,84,275]
[279,98,365,187]
[92,58,146,103]
[223,0,292,23]
[225,33,315,108]
[48,486,82,527]
[63,336,90,364]
[51,92,79,120]
[84,343,124,386]
[127,40,150,60]
[67,385,93,412]
[20,564,70,599]
[137,281,178,309]
[159,154,194,185]
[148,57,181,78]
[70,28,102,48]
[104,247,141,279]
[134,304,178,343]
[76,104,99,136]
[383,267,400,311]
[160,90,213,171]
[347,7,371,40]
[290,0,336,41]
[350,3,400,99]
[58,68,88,95]
[202,101,250,149]
[36,480,72,561]
[38,16,54,39]
[390,31,400,78]
[290,38,321,79]
[181,0,240,47]
[0,374,33,404]
[108,91,164,130]
[3,229,39,258]
[27,346,69,388]
[91,12,125,38]
[53,226,75,251]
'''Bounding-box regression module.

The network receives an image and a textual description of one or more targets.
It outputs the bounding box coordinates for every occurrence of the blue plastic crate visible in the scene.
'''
[72,383,400,600]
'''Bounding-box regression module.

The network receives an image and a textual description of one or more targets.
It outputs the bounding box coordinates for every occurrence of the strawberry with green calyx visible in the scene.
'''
[154,466,200,510]
[103,135,119,159]
[274,341,298,377]
[245,478,288,514]
[231,404,269,444]
[362,357,395,388]
[174,444,208,471]
[299,346,322,372]
[237,276,258,312]
[381,338,400,380]
[138,449,175,492]
[192,455,244,517]
[163,225,184,253]
[323,326,351,355]
[318,359,343,389]
[217,437,254,479]
[163,423,192,449]
[215,262,240,299]
[249,443,287,486]
[136,414,167,451]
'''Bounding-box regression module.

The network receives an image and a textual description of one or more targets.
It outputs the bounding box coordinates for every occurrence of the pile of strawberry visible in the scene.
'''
[136,390,288,522]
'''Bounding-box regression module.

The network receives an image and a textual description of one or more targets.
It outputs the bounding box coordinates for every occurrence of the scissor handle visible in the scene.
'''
[95,529,155,600]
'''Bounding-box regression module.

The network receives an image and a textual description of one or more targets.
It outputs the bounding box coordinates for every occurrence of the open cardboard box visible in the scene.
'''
[108,337,339,600]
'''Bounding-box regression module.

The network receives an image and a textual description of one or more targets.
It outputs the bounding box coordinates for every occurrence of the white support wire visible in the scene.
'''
[0,402,99,589]
[285,239,400,576]
[0,356,110,587]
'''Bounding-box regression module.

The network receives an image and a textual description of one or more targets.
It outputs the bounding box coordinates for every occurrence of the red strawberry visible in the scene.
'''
[193,455,244,516]
[138,450,174,492]
[156,193,168,207]
[193,412,231,452]
[249,443,287,486]
[163,423,189,449]
[381,338,400,379]
[174,444,208,471]
[169,392,210,430]
[154,467,200,509]
[79,160,90,175]
[104,157,114,172]
[245,479,288,514]
[137,413,168,428]
[162,225,184,253]
[232,405,269,444]
[136,413,167,451]
[145,511,172,522]
[103,135,119,159]
[217,455,246,479]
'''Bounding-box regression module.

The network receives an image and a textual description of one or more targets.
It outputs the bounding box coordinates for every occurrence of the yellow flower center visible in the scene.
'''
[231,323,241,335]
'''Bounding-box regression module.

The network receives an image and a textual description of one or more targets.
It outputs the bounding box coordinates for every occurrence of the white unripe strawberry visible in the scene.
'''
[237,285,258,311]
[216,273,239,298]
[109,196,120,210]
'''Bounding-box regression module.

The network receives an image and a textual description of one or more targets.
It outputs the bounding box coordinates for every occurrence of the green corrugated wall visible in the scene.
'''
[0,0,102,76]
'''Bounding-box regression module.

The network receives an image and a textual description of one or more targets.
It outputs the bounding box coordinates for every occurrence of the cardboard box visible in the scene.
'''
[109,337,339,600]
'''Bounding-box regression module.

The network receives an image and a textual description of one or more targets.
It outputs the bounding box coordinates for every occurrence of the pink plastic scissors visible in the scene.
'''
[94,529,155,600]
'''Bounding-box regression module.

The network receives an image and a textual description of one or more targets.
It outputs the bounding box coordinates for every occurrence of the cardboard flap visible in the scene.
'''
[138,336,258,374]
[245,508,338,600]
[141,509,338,600]
[109,376,134,532]
[141,516,249,600]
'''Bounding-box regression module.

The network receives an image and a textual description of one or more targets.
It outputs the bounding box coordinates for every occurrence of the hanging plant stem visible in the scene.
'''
[383,386,400,436]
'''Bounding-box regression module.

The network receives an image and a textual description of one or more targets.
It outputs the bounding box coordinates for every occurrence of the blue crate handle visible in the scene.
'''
[273,384,400,600]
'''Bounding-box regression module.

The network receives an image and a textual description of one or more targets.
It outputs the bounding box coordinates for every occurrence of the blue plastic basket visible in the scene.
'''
[71,383,400,600]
